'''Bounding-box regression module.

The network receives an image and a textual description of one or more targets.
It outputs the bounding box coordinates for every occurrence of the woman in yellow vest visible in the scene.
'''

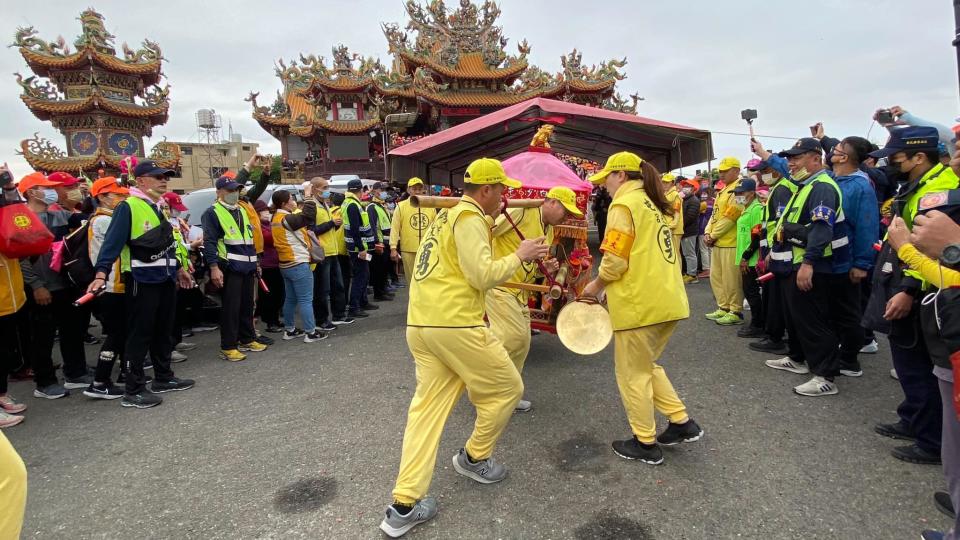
[390,178,436,283]
[581,152,703,465]
[661,172,685,261]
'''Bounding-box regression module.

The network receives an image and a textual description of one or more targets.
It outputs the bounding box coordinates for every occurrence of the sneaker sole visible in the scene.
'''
[611,447,663,465]
[63,382,91,390]
[380,517,428,538]
[304,335,328,343]
[149,383,195,394]
[793,387,838,397]
[839,370,863,377]
[332,320,355,326]
[892,452,940,465]
[82,390,124,400]
[120,400,160,409]
[765,363,810,375]
[716,320,744,326]
[0,417,25,428]
[282,334,303,341]
[237,347,266,352]
[659,429,705,446]
[749,344,789,354]
[874,427,917,442]
[451,455,506,484]
[175,345,198,352]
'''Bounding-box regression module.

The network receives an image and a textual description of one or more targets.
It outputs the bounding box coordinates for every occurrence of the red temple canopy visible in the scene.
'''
[389,97,713,186]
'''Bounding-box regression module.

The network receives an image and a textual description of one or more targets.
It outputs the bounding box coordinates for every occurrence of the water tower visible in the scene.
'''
[195,109,225,184]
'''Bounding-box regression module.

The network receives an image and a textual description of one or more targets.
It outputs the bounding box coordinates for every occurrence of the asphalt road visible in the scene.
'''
[4,279,951,539]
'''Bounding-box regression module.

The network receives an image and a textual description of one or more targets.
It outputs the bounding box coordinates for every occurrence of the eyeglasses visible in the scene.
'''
[832,147,847,158]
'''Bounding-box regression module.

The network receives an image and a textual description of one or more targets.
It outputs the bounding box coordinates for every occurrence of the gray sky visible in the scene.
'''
[3,0,958,180]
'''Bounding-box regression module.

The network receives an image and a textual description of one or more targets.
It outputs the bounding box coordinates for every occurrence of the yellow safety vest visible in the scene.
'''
[392,199,436,253]
[407,198,490,328]
[315,203,339,256]
[603,182,689,331]
[492,207,548,304]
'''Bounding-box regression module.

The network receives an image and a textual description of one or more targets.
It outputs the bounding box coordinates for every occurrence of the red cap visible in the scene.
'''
[221,170,237,180]
[47,171,80,187]
[16,172,62,194]
[162,191,188,212]
[90,177,129,197]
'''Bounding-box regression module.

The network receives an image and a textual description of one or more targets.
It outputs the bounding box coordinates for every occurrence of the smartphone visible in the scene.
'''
[877,110,894,124]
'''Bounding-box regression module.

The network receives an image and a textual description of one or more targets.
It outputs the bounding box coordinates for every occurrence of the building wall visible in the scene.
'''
[167,140,259,192]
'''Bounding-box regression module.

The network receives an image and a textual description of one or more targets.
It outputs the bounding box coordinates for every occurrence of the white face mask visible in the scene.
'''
[761,173,775,185]
[223,192,240,205]
[735,195,748,205]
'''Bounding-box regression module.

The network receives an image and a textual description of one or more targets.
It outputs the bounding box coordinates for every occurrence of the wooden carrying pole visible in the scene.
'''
[410,195,544,209]
[502,281,551,293]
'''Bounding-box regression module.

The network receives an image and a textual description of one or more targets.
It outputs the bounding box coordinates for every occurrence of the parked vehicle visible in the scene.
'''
[180,184,304,226]
[327,175,380,193]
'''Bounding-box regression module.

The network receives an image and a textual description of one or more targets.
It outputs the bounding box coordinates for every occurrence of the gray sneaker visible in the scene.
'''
[33,384,68,399]
[452,448,507,484]
[514,399,532,413]
[379,497,438,538]
[63,374,94,390]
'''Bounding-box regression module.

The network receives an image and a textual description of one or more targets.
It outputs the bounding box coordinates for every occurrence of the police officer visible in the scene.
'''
[342,179,376,318]
[89,160,195,409]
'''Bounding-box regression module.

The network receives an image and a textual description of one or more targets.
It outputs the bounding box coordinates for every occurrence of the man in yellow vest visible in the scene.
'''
[379,158,548,538]
[580,152,702,466]
[662,173,685,259]
[390,178,436,283]
[704,157,745,325]
[486,186,581,412]
[308,176,350,331]
[89,160,195,409]
[202,176,266,362]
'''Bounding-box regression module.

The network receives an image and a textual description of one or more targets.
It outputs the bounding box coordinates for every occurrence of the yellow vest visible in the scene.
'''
[706,179,742,247]
[330,206,347,256]
[315,203,339,256]
[271,210,310,266]
[407,198,490,328]
[664,186,684,237]
[492,207,548,303]
[0,252,25,317]
[604,183,689,331]
[392,199,436,253]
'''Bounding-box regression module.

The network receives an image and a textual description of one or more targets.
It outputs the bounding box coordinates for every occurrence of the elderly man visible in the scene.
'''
[704,157,745,325]
[343,179,377,318]
[390,178,436,283]
[308,176,350,331]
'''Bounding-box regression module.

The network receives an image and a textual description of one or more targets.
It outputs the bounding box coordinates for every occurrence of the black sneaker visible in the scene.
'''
[612,436,663,465]
[332,316,355,325]
[934,491,956,519]
[83,333,102,345]
[318,321,336,332]
[83,384,124,400]
[304,330,328,343]
[891,444,941,465]
[373,294,395,301]
[748,338,789,355]
[361,304,380,311]
[117,373,152,385]
[283,328,306,340]
[874,421,916,441]
[150,377,195,393]
[656,419,704,446]
[255,334,275,346]
[348,310,370,319]
[121,392,162,409]
[736,326,766,339]
[265,325,284,333]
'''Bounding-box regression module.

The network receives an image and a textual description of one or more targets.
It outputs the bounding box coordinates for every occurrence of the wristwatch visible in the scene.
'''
[942,243,960,266]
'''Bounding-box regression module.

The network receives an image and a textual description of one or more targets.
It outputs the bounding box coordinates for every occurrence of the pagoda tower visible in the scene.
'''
[12,9,179,176]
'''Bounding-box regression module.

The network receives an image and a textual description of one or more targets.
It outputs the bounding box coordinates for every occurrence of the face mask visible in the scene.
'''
[761,173,775,185]
[791,167,810,181]
[66,188,83,203]
[39,188,58,205]
[321,191,331,199]
[881,163,908,184]
[223,192,240,205]
[735,195,747,205]
[387,202,396,211]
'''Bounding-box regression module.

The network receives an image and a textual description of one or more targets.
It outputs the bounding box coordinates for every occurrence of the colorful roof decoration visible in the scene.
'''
[12,9,176,176]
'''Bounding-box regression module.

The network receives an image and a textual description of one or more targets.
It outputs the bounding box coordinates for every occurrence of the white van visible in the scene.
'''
[327,175,380,193]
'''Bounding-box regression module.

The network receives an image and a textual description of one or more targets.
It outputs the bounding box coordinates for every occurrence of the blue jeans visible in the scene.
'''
[280,263,316,332]
[349,252,370,312]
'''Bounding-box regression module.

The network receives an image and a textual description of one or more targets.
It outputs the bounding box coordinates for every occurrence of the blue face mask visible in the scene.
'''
[321,191,331,199]
[41,188,58,205]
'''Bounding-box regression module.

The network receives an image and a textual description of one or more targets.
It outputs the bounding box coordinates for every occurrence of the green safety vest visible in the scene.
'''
[772,173,846,265]
[372,203,390,243]
[342,193,374,251]
[891,163,960,284]
[762,180,799,246]
[213,202,257,272]
[122,196,178,280]
[736,199,764,266]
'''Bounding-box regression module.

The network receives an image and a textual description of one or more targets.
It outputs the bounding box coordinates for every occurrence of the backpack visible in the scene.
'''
[0,201,54,258]
[60,220,95,288]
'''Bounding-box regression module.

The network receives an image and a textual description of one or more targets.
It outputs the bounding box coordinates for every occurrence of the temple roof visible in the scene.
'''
[19,135,180,174]
[396,51,527,82]
[21,93,169,124]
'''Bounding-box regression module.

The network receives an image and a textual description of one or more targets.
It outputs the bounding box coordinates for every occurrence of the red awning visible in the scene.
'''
[389,97,713,185]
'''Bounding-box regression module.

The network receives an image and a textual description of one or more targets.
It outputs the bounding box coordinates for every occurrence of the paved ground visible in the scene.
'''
[4,279,951,539]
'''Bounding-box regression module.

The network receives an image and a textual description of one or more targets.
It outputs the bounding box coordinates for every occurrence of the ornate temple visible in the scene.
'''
[251,0,639,180]
[12,9,179,176]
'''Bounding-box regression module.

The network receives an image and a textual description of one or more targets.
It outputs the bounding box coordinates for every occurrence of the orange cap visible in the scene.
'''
[90,177,129,197]
[16,172,62,194]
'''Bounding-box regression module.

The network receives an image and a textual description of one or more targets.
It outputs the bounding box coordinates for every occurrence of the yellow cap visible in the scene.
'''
[545,186,583,217]
[661,173,676,183]
[588,151,643,184]
[717,156,741,171]
[407,177,424,187]
[464,158,521,188]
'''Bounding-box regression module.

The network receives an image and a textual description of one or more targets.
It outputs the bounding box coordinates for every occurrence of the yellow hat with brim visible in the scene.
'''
[407,177,424,187]
[717,156,741,171]
[464,158,521,188]
[661,173,676,183]
[545,186,583,217]
[588,151,643,185]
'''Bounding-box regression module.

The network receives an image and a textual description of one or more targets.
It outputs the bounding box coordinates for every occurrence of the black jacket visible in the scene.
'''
[681,195,700,238]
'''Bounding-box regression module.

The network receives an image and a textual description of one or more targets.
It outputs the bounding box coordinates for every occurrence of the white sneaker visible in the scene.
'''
[860,340,879,354]
[890,368,899,380]
[764,357,810,374]
[793,376,838,396]
[514,399,532,413]
[175,342,197,352]
[839,368,863,377]
[170,350,188,363]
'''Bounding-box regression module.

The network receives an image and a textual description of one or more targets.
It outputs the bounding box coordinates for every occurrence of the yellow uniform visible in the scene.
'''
[0,252,26,317]
[394,195,523,505]
[314,202,339,256]
[486,207,548,372]
[705,179,744,313]
[664,185,684,249]
[389,199,436,281]
[599,181,691,444]
[0,431,26,540]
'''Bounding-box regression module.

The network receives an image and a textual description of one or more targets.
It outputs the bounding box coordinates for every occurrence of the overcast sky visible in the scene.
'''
[3,0,958,180]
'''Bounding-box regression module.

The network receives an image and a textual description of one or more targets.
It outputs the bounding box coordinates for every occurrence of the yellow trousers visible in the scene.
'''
[392,326,523,505]
[484,288,532,372]
[400,252,417,283]
[614,321,689,444]
[709,246,743,313]
[0,432,26,540]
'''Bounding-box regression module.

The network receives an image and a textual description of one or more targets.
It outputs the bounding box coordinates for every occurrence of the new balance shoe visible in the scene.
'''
[220,349,247,362]
[0,395,26,414]
[793,376,838,396]
[63,374,94,390]
[452,448,507,484]
[283,328,305,340]
[304,330,328,343]
[0,411,25,428]
[765,357,810,374]
[860,339,879,354]
[170,350,188,363]
[82,384,124,400]
[33,384,68,400]
[238,341,268,352]
[121,392,162,409]
[704,309,728,321]
[150,377,195,393]
[514,399,532,413]
[715,312,744,326]
[921,530,945,540]
[332,316,355,325]
[318,321,337,332]
[379,497,438,538]
[656,419,704,446]
[611,436,663,465]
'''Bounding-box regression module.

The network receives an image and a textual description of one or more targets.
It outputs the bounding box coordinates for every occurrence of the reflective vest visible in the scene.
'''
[315,202,339,256]
[372,203,391,244]
[330,206,348,256]
[407,198,490,328]
[735,199,764,267]
[760,180,799,249]
[771,173,847,266]
[602,182,689,331]
[213,202,257,273]
[342,192,374,252]
[391,199,436,253]
[891,163,960,285]
[122,196,178,283]
[491,207,548,304]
